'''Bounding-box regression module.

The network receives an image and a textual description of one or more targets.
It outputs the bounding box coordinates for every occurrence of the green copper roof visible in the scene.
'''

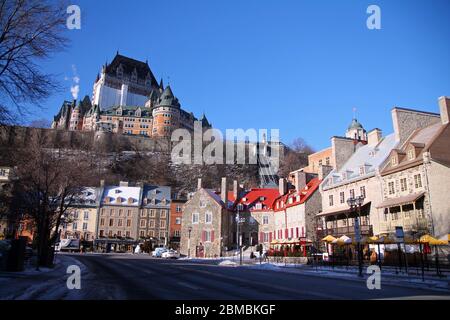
[156,85,180,108]
[348,118,363,130]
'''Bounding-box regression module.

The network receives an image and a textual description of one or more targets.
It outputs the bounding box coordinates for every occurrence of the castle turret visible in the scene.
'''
[151,85,181,137]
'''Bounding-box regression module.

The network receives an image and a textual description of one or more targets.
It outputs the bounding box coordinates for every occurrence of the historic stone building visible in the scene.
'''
[180,178,235,258]
[236,187,280,250]
[169,197,186,250]
[95,181,142,252]
[273,173,322,246]
[138,185,171,247]
[377,97,450,241]
[319,106,442,238]
[51,53,210,138]
[92,52,159,109]
[60,187,102,243]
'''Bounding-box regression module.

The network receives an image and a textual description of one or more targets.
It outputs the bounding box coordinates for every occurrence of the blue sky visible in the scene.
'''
[35,0,450,150]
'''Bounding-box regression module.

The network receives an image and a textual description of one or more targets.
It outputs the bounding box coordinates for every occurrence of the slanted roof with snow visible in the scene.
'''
[101,186,141,206]
[142,185,171,208]
[323,133,399,189]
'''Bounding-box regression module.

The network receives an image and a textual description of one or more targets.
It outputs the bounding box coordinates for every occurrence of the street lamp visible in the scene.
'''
[187,226,192,258]
[347,195,364,277]
[236,204,245,265]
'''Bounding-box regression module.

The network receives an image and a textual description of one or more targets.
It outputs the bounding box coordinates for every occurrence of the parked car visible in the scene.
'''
[162,249,180,259]
[152,247,168,258]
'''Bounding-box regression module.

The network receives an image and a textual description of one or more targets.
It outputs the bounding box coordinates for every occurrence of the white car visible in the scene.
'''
[152,247,168,258]
[161,249,180,259]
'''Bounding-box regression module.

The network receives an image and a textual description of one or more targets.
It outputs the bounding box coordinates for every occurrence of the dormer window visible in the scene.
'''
[391,156,398,166]
[145,74,152,87]
[127,197,134,204]
[255,203,263,210]
[116,197,124,203]
[259,196,265,201]
[116,64,123,78]
[407,148,415,161]
[359,166,365,176]
[115,189,121,194]
[131,68,137,83]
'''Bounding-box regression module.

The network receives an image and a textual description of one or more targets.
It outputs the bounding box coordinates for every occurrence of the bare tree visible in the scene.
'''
[0,0,69,124]
[278,137,314,178]
[29,118,51,128]
[10,131,95,267]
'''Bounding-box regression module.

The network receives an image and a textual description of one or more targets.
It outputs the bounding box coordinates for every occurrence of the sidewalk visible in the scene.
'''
[239,261,450,293]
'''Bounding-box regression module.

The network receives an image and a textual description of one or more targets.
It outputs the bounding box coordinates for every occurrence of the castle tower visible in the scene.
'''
[345,118,367,142]
[91,53,159,110]
[151,85,181,137]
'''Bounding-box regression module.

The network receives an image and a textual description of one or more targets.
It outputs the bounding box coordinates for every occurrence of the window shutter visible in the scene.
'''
[259,232,263,243]
[269,232,273,242]
[211,230,215,242]
[296,227,299,238]
[285,229,288,239]
[201,231,206,242]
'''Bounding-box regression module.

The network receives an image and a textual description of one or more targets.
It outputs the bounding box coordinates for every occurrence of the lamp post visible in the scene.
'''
[187,226,192,258]
[347,195,364,277]
[236,204,245,265]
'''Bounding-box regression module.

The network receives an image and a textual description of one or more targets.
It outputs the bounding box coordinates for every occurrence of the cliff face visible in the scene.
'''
[0,126,268,192]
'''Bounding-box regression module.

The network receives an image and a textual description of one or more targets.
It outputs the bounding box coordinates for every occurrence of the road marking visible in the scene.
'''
[177,281,199,290]
[174,266,339,299]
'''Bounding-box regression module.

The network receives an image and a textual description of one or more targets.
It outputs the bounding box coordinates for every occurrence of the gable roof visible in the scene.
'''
[274,178,321,212]
[381,121,449,175]
[237,188,280,212]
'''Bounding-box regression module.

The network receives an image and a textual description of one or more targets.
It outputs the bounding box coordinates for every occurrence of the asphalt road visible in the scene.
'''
[1,253,449,300]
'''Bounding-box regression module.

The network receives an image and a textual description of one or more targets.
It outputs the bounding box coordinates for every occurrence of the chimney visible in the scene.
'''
[391,107,440,144]
[197,178,202,190]
[331,137,356,171]
[220,177,227,204]
[438,96,450,125]
[233,180,240,200]
[294,171,306,191]
[119,181,129,187]
[367,128,382,145]
[318,165,333,180]
[278,178,287,196]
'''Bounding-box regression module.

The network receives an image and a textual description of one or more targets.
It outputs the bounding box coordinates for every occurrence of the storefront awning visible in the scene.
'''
[376,192,424,209]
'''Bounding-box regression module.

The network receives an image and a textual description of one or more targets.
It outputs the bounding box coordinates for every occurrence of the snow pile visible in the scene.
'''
[218,260,237,267]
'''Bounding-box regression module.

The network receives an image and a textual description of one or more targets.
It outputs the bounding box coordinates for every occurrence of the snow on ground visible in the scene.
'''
[240,262,450,292]
[0,254,90,300]
[218,260,238,266]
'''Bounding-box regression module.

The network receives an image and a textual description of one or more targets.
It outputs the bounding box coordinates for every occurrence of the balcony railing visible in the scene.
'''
[379,216,429,234]
[324,225,373,237]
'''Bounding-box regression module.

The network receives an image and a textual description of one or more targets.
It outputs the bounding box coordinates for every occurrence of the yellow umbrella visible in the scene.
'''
[270,239,279,245]
[418,234,448,245]
[368,236,379,243]
[322,235,337,243]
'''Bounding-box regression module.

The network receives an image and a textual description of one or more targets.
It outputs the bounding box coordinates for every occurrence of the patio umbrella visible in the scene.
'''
[322,235,337,243]
[336,235,352,245]
[418,234,448,276]
[368,236,382,268]
[321,235,336,267]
